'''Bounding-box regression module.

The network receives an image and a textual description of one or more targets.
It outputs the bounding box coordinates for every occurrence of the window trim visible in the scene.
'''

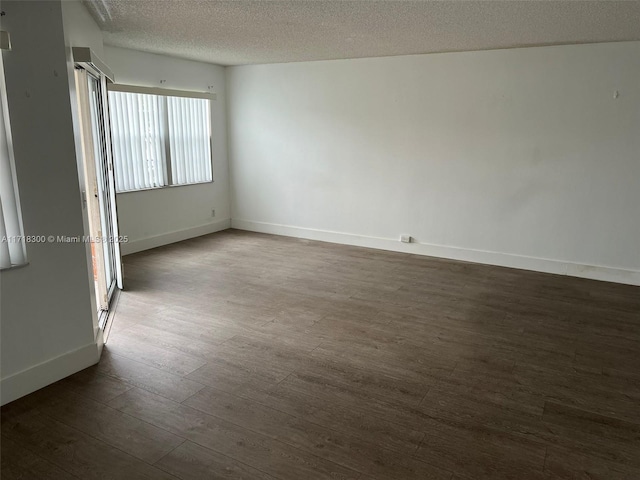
[107,83,216,101]
[107,83,216,194]
[114,179,215,195]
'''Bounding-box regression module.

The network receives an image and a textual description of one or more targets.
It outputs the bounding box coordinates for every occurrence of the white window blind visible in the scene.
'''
[109,91,167,191]
[108,89,212,192]
[0,75,26,269]
[167,96,211,186]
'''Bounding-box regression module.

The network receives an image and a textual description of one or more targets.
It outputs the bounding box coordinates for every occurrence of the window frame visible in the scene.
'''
[0,34,28,270]
[106,83,216,194]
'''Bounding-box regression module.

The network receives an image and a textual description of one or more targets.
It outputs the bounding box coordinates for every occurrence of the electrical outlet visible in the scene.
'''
[211,209,216,218]
[400,234,412,243]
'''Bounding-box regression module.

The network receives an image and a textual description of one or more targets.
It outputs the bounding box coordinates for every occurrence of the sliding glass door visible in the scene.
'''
[75,67,123,327]
[87,74,116,304]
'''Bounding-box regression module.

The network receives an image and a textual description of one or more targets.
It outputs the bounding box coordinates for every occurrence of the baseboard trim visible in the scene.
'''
[1,342,100,406]
[121,218,232,255]
[231,219,640,286]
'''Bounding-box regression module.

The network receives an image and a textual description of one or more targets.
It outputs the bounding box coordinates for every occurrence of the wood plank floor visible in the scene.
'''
[2,229,639,479]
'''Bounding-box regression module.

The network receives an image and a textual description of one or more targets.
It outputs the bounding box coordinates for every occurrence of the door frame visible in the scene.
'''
[73,58,123,330]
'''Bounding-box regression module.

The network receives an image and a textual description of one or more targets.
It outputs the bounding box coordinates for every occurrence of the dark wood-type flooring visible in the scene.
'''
[2,230,640,479]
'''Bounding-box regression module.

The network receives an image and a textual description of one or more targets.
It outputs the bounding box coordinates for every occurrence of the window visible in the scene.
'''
[0,49,27,269]
[107,85,213,193]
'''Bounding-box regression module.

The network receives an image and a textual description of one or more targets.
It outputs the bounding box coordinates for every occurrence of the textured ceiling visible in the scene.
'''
[84,1,640,66]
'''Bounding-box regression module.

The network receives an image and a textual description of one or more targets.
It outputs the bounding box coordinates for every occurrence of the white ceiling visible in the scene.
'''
[84,1,640,66]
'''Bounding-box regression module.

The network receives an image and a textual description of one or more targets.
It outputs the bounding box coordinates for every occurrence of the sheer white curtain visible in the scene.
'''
[108,91,168,192]
[167,96,212,186]
[0,72,26,269]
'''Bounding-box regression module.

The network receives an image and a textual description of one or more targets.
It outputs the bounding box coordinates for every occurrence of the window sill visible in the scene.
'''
[116,179,214,195]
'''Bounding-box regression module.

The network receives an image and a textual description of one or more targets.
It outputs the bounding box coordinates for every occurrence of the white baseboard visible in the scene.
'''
[1,342,100,406]
[121,218,232,255]
[231,219,640,286]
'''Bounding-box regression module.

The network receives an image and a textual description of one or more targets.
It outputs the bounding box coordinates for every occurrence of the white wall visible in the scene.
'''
[103,46,231,254]
[61,0,104,58]
[1,0,100,405]
[227,42,640,285]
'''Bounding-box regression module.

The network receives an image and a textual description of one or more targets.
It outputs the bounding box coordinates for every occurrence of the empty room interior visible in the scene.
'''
[1,1,640,479]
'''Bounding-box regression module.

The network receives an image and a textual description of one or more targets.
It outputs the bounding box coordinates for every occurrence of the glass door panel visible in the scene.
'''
[74,67,123,330]
[87,74,116,299]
